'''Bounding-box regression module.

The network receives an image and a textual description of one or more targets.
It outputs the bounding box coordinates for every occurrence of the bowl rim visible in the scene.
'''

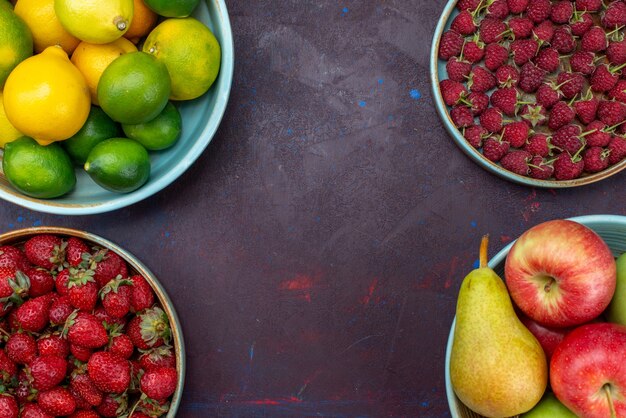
[444,214,626,417]
[429,0,626,188]
[0,0,236,215]
[0,226,186,418]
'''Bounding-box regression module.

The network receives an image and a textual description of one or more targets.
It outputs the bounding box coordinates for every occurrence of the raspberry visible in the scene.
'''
[534,47,560,73]
[480,107,505,133]
[527,0,552,23]
[553,150,585,180]
[598,100,626,126]
[548,101,576,130]
[581,26,608,53]
[446,58,472,83]
[511,39,539,66]
[552,26,576,54]
[524,133,552,156]
[520,104,548,127]
[485,43,509,71]
[570,11,594,36]
[570,51,595,75]
[487,0,510,20]
[507,0,529,14]
[450,106,475,128]
[491,87,521,116]
[502,121,530,147]
[608,136,626,165]
[601,1,626,30]
[464,125,488,148]
[462,39,485,63]
[439,30,464,60]
[451,10,477,36]
[457,0,482,11]
[480,18,506,44]
[529,155,555,179]
[468,66,497,93]
[483,136,510,161]
[574,97,599,125]
[556,72,585,99]
[607,40,626,66]
[440,80,468,106]
[552,124,585,154]
[519,62,546,93]
[508,17,534,39]
[585,121,612,147]
[536,82,562,109]
[496,65,520,88]
[608,80,626,103]
[467,92,490,115]
[550,1,573,24]
[583,147,610,172]
[591,65,620,93]
[575,0,603,12]
[532,20,555,44]
[501,150,533,175]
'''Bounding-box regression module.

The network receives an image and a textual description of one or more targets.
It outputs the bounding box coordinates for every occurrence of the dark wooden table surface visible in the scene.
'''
[1,1,625,417]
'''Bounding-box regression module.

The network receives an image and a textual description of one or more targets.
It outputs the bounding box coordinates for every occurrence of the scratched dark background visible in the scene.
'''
[1,1,625,417]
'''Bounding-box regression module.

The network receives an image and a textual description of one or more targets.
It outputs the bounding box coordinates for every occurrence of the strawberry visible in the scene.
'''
[71,343,93,363]
[64,311,108,349]
[524,133,552,156]
[519,62,546,93]
[24,235,66,270]
[0,395,18,418]
[532,20,554,44]
[601,1,626,29]
[548,101,576,130]
[87,351,130,394]
[575,0,602,12]
[38,387,76,416]
[534,47,560,73]
[479,18,506,44]
[495,65,520,88]
[29,355,67,391]
[450,106,475,128]
[502,121,530,147]
[583,147,610,172]
[570,51,595,75]
[140,366,177,401]
[574,96,599,125]
[26,268,54,297]
[570,11,594,36]
[511,39,539,66]
[457,0,482,12]
[66,238,90,268]
[67,268,98,312]
[586,121,613,147]
[581,26,608,53]
[96,394,128,417]
[68,411,100,418]
[520,104,548,127]
[551,26,576,54]
[507,0,529,14]
[89,249,127,289]
[468,66,496,93]
[591,65,621,93]
[608,79,626,103]
[446,58,472,83]
[49,295,73,326]
[500,150,532,175]
[483,136,510,161]
[529,155,555,179]
[55,269,69,297]
[127,307,171,350]
[484,43,509,72]
[16,369,34,404]
[0,350,17,385]
[129,275,155,313]
[463,125,488,148]
[139,346,176,371]
[507,17,534,39]
[608,136,626,165]
[553,149,585,180]
[6,332,37,365]
[16,295,51,333]
[109,333,134,359]
[0,267,29,313]
[550,1,573,24]
[487,0,510,19]
[536,83,562,109]
[527,0,551,23]
[607,40,626,66]
[462,39,485,63]
[37,334,70,358]
[450,10,476,36]
[556,72,585,99]
[21,403,53,418]
[70,367,103,407]
[480,107,505,133]
[93,306,126,328]
[129,413,151,418]
[135,397,170,417]
[552,124,586,154]
[439,30,464,60]
[440,80,468,106]
[598,100,626,125]
[0,246,29,272]
[100,278,133,319]
[466,92,490,115]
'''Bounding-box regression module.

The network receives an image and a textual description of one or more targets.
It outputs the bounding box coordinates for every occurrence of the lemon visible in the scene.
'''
[84,137,150,193]
[98,51,170,124]
[3,136,76,198]
[54,0,133,44]
[124,0,158,42]
[0,3,33,87]
[122,102,181,150]
[143,0,199,17]
[71,38,137,105]
[14,0,80,55]
[63,106,121,165]
[143,17,221,101]
[3,46,90,145]
[0,92,21,148]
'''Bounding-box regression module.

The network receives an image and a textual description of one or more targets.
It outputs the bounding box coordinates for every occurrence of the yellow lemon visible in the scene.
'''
[54,0,133,44]
[3,46,90,145]
[14,0,80,55]
[71,38,137,105]
[0,2,33,88]
[143,17,221,101]
[0,92,22,148]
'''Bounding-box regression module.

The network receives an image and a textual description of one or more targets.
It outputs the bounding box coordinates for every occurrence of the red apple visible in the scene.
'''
[519,313,572,360]
[551,322,626,418]
[505,220,616,327]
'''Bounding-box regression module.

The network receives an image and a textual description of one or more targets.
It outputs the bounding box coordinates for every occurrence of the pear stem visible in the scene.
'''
[479,235,489,268]
[604,384,617,418]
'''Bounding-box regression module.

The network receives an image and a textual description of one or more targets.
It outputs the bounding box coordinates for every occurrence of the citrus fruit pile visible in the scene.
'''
[0,0,221,198]
[0,233,178,417]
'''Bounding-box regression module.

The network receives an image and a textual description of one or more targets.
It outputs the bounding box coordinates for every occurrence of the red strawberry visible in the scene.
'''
[591,65,621,93]
[583,147,610,172]
[26,268,54,297]
[37,334,70,358]
[38,387,76,417]
[468,66,496,93]
[511,39,539,66]
[507,17,534,39]
[608,79,626,103]
[490,87,520,116]
[574,97,599,125]
[483,136,510,162]
[6,332,36,365]
[534,47,560,73]
[550,1,573,24]
[0,395,18,418]
[529,155,555,179]
[462,39,485,63]
[466,92,490,115]
[495,65,520,88]
[552,124,585,154]
[101,278,133,319]
[548,101,576,130]
[553,150,585,180]
[570,11,594,36]
[601,1,626,29]
[450,10,476,36]
[15,369,34,404]
[527,0,551,23]
[70,343,93,362]
[90,249,127,289]
[64,311,108,349]
[480,107,505,133]
[520,104,548,127]
[96,394,127,417]
[519,62,546,93]
[450,106,475,128]
[487,0,509,19]
[439,30,464,60]
[524,133,552,156]
[463,125,488,148]
[507,0,529,14]
[440,80,468,106]
[129,275,155,313]
[49,295,73,326]
[536,83,562,109]
[457,0,482,12]
[502,121,530,148]
[109,334,134,359]
[16,295,50,332]
[586,121,612,147]
[93,306,126,328]
[570,51,595,75]
[598,100,626,125]
[66,238,90,268]
[87,351,130,394]
[500,150,532,175]
[139,346,176,371]
[29,355,67,391]
[608,136,626,165]
[55,269,69,296]
[0,246,29,271]
[67,268,98,312]
[24,235,65,270]
[127,307,171,350]
[575,0,602,12]
[551,26,576,54]
[479,18,506,44]
[21,403,53,418]
[68,411,100,418]
[556,72,584,99]
[0,267,29,313]
[140,367,177,401]
[135,397,170,417]
[484,43,509,72]
[0,350,17,385]
[446,58,472,83]
[532,20,554,44]
[581,26,608,52]
[70,368,103,407]
[607,40,626,66]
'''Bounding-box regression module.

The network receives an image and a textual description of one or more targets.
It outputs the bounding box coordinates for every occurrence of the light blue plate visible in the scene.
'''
[445,215,626,417]
[0,0,234,215]
[430,0,626,188]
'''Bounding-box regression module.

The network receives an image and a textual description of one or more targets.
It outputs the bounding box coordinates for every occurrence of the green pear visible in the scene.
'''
[450,236,548,418]
[605,253,626,324]
[520,392,577,417]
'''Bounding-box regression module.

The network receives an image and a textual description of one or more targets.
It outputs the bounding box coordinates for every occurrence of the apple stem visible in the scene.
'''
[479,235,489,269]
[604,384,617,418]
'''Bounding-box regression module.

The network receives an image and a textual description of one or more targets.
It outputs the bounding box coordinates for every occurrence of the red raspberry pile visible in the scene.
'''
[439,0,626,180]
[0,234,178,418]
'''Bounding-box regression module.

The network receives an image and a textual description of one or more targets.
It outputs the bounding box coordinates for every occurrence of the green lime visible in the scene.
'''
[84,137,150,193]
[3,136,75,198]
[0,4,33,87]
[97,51,171,124]
[121,102,181,150]
[143,0,199,17]
[62,106,121,165]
